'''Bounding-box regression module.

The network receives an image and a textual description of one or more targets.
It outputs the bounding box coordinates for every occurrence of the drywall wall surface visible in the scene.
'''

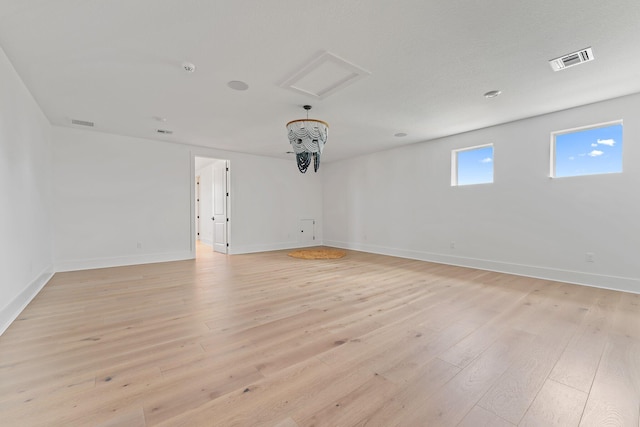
[52,126,323,269]
[52,127,193,270]
[0,43,54,334]
[222,152,323,254]
[323,93,640,293]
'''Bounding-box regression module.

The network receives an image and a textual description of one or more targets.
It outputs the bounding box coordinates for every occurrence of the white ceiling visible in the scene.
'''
[1,1,640,164]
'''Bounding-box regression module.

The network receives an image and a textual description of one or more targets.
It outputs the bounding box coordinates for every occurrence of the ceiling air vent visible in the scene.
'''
[549,47,594,71]
[156,129,173,135]
[71,119,94,127]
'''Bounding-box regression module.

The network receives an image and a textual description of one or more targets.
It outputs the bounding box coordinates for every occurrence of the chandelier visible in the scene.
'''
[286,105,329,173]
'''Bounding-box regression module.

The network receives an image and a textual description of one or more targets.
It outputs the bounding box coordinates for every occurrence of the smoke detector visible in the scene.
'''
[549,47,594,71]
[182,62,196,73]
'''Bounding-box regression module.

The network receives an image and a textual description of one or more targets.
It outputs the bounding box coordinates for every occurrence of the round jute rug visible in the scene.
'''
[287,248,347,259]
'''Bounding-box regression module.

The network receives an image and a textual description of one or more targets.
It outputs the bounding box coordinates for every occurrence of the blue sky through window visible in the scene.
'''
[457,145,493,186]
[554,123,623,177]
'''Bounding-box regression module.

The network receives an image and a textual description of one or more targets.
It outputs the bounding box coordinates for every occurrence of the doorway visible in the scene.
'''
[194,156,229,256]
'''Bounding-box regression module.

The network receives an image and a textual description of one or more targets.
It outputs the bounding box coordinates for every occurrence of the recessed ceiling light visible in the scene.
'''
[227,80,249,91]
[153,116,167,122]
[394,132,407,137]
[182,62,196,73]
[484,90,502,98]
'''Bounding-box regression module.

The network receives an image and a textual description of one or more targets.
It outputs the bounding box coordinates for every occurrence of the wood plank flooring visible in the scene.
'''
[1,244,639,426]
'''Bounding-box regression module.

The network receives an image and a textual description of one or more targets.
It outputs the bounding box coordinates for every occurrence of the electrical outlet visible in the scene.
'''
[450,241,456,249]
[585,252,594,263]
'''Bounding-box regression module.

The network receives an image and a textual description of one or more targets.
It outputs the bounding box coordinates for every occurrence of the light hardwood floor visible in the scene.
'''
[1,243,639,426]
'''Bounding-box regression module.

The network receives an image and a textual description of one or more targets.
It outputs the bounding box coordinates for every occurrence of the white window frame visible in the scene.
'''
[451,143,494,186]
[550,119,623,178]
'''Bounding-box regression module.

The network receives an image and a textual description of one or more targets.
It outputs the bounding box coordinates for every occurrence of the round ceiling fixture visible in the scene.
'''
[227,80,249,91]
[182,62,196,73]
[394,132,408,137]
[484,90,502,98]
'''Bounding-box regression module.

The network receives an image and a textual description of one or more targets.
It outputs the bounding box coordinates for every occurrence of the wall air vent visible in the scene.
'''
[71,119,94,127]
[549,47,594,71]
[156,129,173,135]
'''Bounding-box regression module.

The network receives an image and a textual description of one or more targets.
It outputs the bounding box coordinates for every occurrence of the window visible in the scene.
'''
[451,144,494,186]
[551,120,623,178]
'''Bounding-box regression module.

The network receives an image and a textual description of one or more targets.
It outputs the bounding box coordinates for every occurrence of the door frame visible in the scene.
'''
[190,153,231,257]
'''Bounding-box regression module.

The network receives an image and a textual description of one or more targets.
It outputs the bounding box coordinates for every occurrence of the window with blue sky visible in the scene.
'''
[453,144,494,186]
[553,121,623,178]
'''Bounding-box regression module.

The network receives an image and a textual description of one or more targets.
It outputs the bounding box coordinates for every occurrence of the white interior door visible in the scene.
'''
[212,160,228,253]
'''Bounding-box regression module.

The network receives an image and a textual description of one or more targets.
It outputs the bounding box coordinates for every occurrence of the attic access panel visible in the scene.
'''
[280,51,370,99]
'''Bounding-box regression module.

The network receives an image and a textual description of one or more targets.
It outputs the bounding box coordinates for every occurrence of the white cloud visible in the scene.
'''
[480,157,492,163]
[591,143,598,147]
[588,150,604,157]
[597,138,616,146]
[568,156,575,160]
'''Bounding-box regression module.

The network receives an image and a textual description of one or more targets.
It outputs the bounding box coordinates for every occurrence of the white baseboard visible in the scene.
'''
[230,240,322,255]
[323,240,640,295]
[55,251,194,272]
[0,266,54,336]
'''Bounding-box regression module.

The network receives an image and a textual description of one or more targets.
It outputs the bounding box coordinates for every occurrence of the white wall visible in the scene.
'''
[323,93,640,293]
[53,127,194,271]
[52,126,324,270]
[192,149,324,254]
[0,45,54,333]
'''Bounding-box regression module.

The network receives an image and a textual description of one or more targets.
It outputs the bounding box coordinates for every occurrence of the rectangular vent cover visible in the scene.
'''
[71,119,94,127]
[549,47,594,71]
